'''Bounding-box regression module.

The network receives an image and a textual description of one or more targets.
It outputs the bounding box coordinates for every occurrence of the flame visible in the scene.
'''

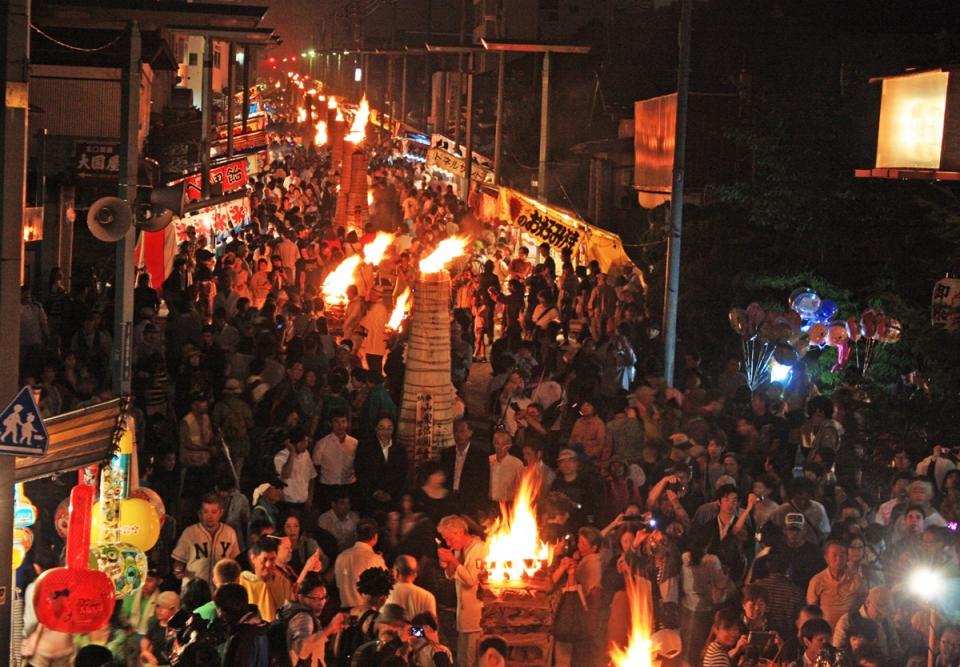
[297,107,307,123]
[363,232,394,266]
[367,190,374,206]
[484,467,554,585]
[387,288,411,331]
[609,573,654,667]
[314,120,328,146]
[336,108,345,122]
[274,81,281,89]
[321,255,361,306]
[346,95,370,143]
[419,236,468,274]
[328,97,338,110]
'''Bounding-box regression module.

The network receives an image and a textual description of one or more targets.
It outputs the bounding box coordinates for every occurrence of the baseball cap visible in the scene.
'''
[784,512,806,530]
[669,433,692,449]
[556,449,578,462]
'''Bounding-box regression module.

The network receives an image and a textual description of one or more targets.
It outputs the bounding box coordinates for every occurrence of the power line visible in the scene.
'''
[30,24,121,53]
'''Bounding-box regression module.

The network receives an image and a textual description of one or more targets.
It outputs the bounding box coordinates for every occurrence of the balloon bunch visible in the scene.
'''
[788,288,902,374]
[33,469,115,633]
[13,483,37,569]
[89,423,157,599]
[728,302,805,389]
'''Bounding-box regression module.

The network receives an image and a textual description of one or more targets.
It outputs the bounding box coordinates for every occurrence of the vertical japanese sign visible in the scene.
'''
[932,277,960,332]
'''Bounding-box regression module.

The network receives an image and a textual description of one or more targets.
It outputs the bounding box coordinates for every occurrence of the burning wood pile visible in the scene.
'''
[609,573,654,667]
[334,96,370,234]
[319,232,395,336]
[396,238,467,463]
[478,468,557,666]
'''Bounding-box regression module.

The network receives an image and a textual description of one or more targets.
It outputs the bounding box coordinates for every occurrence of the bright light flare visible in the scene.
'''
[484,467,553,586]
[328,97,338,110]
[387,288,411,331]
[274,81,281,89]
[336,108,345,123]
[362,232,395,266]
[367,190,374,206]
[297,107,307,123]
[346,95,370,143]
[314,120,328,146]
[908,567,944,602]
[419,237,468,274]
[321,255,361,306]
[770,360,792,384]
[609,573,654,667]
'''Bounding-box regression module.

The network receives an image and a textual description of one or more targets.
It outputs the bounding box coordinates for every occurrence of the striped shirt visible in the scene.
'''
[702,641,733,667]
[754,573,805,637]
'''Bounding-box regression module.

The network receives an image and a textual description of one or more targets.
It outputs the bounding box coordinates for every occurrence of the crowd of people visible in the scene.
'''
[15,104,960,667]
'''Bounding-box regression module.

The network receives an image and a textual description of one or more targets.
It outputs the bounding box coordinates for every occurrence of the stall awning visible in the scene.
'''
[16,399,121,482]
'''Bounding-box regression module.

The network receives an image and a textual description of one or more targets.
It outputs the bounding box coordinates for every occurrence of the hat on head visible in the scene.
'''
[715,474,737,490]
[784,512,806,530]
[252,478,287,505]
[651,628,682,659]
[669,433,692,449]
[377,603,408,625]
[157,591,181,610]
[556,448,578,462]
[224,378,243,394]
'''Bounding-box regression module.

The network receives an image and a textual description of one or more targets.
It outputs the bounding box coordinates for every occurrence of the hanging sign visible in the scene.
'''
[496,187,583,251]
[0,387,49,457]
[932,277,960,332]
[176,195,250,241]
[426,148,494,184]
[170,158,249,202]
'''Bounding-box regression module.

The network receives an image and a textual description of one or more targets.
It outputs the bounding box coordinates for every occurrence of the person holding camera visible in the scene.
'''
[406,612,454,667]
[280,572,348,667]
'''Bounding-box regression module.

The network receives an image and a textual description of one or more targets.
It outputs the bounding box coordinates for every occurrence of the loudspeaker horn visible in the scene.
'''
[137,208,174,233]
[149,181,188,217]
[86,196,133,242]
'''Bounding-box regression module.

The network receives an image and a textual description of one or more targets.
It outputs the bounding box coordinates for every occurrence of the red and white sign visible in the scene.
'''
[177,195,250,240]
[170,158,249,202]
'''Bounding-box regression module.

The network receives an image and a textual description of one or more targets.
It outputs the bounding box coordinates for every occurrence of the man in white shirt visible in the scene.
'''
[333,519,386,609]
[171,493,241,593]
[437,515,487,667]
[384,554,437,621]
[489,431,523,503]
[274,426,317,512]
[521,441,556,501]
[317,494,360,552]
[312,411,358,510]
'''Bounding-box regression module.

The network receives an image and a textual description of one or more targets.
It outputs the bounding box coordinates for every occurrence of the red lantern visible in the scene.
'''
[33,483,115,633]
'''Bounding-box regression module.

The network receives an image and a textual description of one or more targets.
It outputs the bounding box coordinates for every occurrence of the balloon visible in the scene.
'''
[826,321,849,348]
[758,322,776,343]
[816,299,838,322]
[34,483,115,633]
[860,308,880,339]
[884,318,903,344]
[808,322,827,345]
[772,322,794,344]
[796,335,811,357]
[874,313,888,341]
[13,528,32,570]
[55,497,70,539]
[91,498,161,553]
[789,288,821,319]
[773,344,799,366]
[728,307,749,337]
[846,317,861,342]
[832,343,852,371]
[89,543,147,600]
[783,310,803,332]
[129,487,166,526]
[746,302,766,331]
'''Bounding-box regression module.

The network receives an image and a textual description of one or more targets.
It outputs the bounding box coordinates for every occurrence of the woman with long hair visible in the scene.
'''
[680,529,734,663]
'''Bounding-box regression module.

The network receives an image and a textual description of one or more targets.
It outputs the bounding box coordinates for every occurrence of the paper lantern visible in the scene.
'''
[34,483,115,633]
[91,497,160,553]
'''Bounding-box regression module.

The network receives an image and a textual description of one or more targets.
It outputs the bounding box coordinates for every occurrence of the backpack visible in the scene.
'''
[266,603,314,667]
[336,608,379,666]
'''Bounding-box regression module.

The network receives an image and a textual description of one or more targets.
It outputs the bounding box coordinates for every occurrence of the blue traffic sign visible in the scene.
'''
[0,387,49,457]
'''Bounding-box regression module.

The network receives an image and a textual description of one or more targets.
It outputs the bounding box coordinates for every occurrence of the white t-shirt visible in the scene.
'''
[385,581,437,621]
[489,454,524,502]
[274,448,318,504]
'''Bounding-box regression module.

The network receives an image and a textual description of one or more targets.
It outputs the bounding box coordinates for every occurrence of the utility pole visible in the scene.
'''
[0,0,28,656]
[464,51,474,196]
[400,52,408,125]
[113,21,140,397]
[227,41,235,157]
[493,51,505,185]
[200,35,212,199]
[662,0,693,387]
[481,40,590,201]
[537,50,549,201]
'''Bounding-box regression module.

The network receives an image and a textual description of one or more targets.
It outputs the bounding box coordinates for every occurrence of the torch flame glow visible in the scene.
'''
[362,232,395,266]
[609,573,654,667]
[484,467,553,585]
[297,107,307,123]
[367,190,374,206]
[321,255,361,306]
[419,237,468,274]
[346,95,370,144]
[387,288,411,331]
[328,97,338,110]
[336,108,345,122]
[314,120,328,146]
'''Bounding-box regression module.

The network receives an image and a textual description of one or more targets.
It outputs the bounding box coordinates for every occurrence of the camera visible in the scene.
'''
[410,626,426,638]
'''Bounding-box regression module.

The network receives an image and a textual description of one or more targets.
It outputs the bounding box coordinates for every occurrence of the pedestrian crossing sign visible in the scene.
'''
[0,387,49,457]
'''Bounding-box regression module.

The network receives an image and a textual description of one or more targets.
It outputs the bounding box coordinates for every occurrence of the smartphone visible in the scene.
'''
[792,465,805,479]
